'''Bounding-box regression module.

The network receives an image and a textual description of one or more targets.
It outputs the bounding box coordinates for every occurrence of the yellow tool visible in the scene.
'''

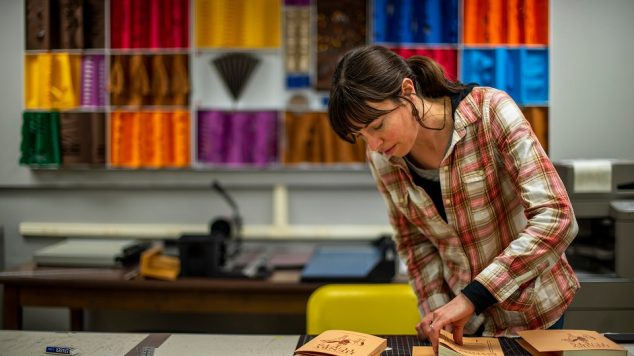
[139,245,180,281]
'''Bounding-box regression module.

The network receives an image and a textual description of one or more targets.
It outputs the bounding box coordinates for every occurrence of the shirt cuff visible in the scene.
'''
[462,280,497,315]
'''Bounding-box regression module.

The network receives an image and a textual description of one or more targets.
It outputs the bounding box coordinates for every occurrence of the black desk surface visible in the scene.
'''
[296,334,531,356]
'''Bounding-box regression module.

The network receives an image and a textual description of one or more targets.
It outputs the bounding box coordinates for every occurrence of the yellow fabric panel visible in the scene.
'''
[50,53,81,109]
[25,54,52,109]
[196,0,280,48]
[25,53,80,109]
[243,0,281,48]
[306,284,421,335]
[195,0,213,47]
[196,0,241,48]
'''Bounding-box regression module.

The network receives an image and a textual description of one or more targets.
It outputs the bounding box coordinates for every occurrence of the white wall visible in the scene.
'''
[0,0,27,186]
[550,0,634,159]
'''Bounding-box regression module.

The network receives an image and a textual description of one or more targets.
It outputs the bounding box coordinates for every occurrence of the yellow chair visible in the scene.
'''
[306,284,421,335]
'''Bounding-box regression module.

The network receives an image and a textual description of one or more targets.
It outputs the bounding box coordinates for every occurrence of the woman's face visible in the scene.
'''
[354,98,420,158]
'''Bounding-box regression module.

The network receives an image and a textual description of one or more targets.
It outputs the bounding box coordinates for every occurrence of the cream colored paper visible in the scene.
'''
[438,329,504,356]
[412,346,436,355]
[572,160,612,193]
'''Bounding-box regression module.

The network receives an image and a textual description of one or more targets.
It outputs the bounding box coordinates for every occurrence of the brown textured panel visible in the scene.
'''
[58,0,84,49]
[521,106,549,153]
[316,0,367,90]
[84,0,105,48]
[25,0,51,50]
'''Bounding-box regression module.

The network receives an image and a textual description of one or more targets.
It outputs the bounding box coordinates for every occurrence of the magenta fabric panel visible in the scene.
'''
[81,54,106,107]
[164,0,189,48]
[111,0,188,49]
[252,111,278,166]
[197,110,226,163]
[149,0,162,48]
[390,47,458,81]
[95,55,106,106]
[131,0,150,48]
[226,112,251,165]
[110,0,132,48]
[197,111,278,166]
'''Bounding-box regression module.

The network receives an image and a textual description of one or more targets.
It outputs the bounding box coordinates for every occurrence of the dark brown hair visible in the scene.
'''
[328,45,466,143]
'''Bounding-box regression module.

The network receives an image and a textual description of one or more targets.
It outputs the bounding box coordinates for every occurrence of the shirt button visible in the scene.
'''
[445,198,451,205]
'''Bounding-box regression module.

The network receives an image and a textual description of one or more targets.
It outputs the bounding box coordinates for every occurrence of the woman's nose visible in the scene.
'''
[365,133,382,151]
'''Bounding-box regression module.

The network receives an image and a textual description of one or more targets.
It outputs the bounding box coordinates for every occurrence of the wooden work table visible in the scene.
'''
[5,264,632,333]
[0,263,322,331]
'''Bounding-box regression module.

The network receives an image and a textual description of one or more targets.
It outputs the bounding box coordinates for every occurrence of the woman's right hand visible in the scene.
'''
[415,294,475,355]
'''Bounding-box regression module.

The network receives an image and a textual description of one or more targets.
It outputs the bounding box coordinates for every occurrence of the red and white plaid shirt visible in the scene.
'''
[368,87,580,336]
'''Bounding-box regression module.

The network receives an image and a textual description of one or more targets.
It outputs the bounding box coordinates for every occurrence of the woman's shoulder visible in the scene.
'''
[466,86,511,102]
[455,86,522,130]
[459,86,518,114]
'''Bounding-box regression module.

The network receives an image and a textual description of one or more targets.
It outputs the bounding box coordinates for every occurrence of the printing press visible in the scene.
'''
[554,160,634,331]
[555,160,634,278]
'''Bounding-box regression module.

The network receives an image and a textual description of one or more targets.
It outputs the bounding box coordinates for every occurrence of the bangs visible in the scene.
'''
[328,86,398,143]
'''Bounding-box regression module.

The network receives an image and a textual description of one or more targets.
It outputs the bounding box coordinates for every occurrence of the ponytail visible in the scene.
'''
[407,56,465,98]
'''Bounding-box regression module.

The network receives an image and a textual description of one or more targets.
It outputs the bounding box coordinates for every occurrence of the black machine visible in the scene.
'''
[178,181,268,279]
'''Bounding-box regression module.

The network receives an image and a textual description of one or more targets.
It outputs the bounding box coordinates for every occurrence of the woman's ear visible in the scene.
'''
[401,78,416,96]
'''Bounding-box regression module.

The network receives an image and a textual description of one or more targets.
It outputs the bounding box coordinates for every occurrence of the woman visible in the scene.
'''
[328,45,579,354]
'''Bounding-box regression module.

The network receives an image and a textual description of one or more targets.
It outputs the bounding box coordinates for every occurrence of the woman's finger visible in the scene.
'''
[428,321,440,355]
[416,321,430,340]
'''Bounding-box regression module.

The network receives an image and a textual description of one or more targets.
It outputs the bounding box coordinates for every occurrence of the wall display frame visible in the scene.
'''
[20,0,549,169]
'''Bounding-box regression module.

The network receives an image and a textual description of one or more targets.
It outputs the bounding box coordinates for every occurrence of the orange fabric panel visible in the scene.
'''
[485,0,504,44]
[525,0,549,44]
[172,111,190,167]
[464,0,485,44]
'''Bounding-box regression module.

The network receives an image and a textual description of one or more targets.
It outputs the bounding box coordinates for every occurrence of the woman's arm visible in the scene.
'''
[474,90,578,307]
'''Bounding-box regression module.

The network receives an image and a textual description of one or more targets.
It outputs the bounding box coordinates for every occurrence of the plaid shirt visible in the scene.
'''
[368,87,580,337]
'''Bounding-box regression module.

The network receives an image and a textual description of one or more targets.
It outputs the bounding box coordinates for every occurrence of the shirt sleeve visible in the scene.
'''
[462,280,497,315]
[473,90,578,306]
[368,152,452,314]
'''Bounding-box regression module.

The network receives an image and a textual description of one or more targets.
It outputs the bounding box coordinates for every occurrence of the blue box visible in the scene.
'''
[461,49,501,88]
[462,48,547,105]
[373,0,458,44]
[520,49,549,105]
[286,74,311,89]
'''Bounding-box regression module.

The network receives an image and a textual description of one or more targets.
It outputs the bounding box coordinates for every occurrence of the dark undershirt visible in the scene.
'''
[407,84,497,315]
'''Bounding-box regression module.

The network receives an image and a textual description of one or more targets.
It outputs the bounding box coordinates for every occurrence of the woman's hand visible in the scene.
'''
[416,293,475,355]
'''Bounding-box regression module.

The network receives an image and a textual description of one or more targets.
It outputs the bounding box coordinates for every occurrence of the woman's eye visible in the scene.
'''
[373,121,384,130]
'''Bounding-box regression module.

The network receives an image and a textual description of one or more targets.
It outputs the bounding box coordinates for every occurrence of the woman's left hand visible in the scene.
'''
[416,293,475,355]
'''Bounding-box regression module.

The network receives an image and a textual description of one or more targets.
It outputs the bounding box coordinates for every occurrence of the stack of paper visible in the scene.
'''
[34,239,138,267]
